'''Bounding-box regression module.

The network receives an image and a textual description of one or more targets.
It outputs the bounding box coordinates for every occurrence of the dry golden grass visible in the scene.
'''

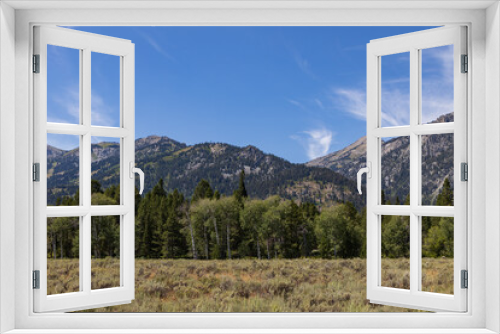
[47,258,454,312]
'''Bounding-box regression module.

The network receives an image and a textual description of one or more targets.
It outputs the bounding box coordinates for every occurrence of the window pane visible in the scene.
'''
[47,133,80,206]
[91,52,120,127]
[91,137,121,205]
[381,136,410,205]
[381,215,410,290]
[381,52,410,127]
[47,217,80,295]
[421,45,454,124]
[421,134,454,206]
[47,45,80,124]
[91,215,121,290]
[422,216,454,294]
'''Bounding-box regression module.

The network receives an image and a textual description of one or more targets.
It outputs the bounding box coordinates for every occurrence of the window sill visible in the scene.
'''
[3,329,498,334]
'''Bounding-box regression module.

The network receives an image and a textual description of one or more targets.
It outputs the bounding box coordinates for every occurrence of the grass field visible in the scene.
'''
[47,258,454,312]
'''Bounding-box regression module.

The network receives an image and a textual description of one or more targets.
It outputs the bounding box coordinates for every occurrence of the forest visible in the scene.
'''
[47,170,454,261]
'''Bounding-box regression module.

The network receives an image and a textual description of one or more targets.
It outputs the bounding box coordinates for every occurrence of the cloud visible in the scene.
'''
[332,87,410,127]
[332,88,367,121]
[50,87,80,123]
[288,99,305,109]
[332,45,455,126]
[47,133,79,151]
[314,99,325,109]
[420,45,454,123]
[292,128,334,160]
[91,92,119,127]
[49,87,119,127]
[140,32,175,61]
[380,88,410,126]
[293,52,316,79]
[423,45,454,82]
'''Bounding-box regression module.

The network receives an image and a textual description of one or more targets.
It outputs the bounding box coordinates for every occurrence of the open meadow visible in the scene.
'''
[47,258,454,312]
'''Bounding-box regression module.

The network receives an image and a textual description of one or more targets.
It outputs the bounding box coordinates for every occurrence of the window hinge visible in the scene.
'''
[461,162,468,181]
[33,54,40,73]
[461,54,468,73]
[33,270,40,289]
[461,270,468,289]
[33,163,40,182]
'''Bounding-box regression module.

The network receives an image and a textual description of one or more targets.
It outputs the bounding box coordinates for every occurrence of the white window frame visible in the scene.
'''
[1,1,499,333]
[365,26,468,312]
[33,26,136,313]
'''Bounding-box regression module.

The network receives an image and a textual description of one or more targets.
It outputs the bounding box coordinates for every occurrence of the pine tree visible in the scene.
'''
[233,169,248,202]
[436,178,453,206]
[91,180,103,194]
[192,179,214,202]
[214,190,221,200]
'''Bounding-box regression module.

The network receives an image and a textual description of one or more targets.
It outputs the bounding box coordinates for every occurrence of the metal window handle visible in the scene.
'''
[129,162,145,194]
[357,162,371,195]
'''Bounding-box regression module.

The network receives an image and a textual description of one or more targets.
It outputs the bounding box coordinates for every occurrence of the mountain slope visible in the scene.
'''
[47,136,364,209]
[307,113,455,205]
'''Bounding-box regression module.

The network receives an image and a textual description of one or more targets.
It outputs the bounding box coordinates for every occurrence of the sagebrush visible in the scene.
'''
[47,258,453,312]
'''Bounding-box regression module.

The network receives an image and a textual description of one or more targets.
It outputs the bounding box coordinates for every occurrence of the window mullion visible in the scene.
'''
[372,126,411,138]
[373,205,454,217]
[409,47,420,294]
[82,47,92,294]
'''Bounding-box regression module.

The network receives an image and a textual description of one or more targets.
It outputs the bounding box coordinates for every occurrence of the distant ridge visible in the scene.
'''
[47,135,363,209]
[306,112,455,205]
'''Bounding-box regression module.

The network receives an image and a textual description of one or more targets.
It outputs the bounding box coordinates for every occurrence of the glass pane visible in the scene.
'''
[91,215,120,290]
[381,215,410,289]
[47,133,80,206]
[421,45,454,124]
[422,216,454,294]
[47,45,80,124]
[91,137,121,205]
[47,217,80,295]
[381,136,410,205]
[91,52,120,127]
[421,134,454,206]
[381,52,410,127]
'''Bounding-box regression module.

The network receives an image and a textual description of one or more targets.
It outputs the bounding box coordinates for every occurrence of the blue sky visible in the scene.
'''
[47,26,453,163]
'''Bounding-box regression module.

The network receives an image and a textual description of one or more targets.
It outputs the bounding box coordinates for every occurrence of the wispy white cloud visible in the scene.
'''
[50,87,80,123]
[48,84,119,128]
[293,52,316,79]
[421,45,454,123]
[91,91,119,127]
[292,128,334,160]
[140,32,175,61]
[332,86,410,127]
[383,77,410,85]
[288,99,305,109]
[380,88,410,126]
[314,98,325,110]
[47,133,79,151]
[332,88,367,121]
[331,45,455,126]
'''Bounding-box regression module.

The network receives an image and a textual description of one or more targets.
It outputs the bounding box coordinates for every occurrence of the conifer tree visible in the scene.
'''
[233,169,248,202]
[436,178,453,206]
[192,179,214,202]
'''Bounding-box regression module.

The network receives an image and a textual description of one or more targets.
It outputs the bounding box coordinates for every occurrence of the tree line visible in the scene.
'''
[47,171,454,260]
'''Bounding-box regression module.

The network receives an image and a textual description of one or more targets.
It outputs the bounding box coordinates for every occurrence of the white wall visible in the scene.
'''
[0,2,16,333]
[486,2,500,333]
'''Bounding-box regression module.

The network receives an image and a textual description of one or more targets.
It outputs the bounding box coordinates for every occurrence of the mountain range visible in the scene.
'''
[47,136,363,208]
[47,113,454,208]
[307,113,454,205]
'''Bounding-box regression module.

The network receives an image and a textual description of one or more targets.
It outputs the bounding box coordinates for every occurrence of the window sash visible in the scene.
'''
[33,26,136,313]
[366,26,468,312]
